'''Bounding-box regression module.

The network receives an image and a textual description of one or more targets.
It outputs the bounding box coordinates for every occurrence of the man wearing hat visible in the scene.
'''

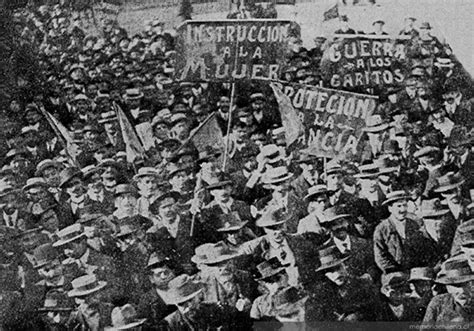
[82,165,115,216]
[408,267,436,318]
[254,166,305,234]
[112,184,153,233]
[241,207,329,287]
[309,246,380,321]
[320,206,378,282]
[446,127,474,194]
[423,256,474,323]
[123,89,145,125]
[370,20,388,35]
[250,257,289,320]
[297,184,329,235]
[291,151,321,200]
[133,167,164,219]
[374,191,434,273]
[399,16,419,38]
[137,252,181,328]
[58,167,87,222]
[37,289,74,330]
[217,212,257,251]
[192,241,258,311]
[379,272,422,321]
[249,91,281,135]
[147,191,196,270]
[434,172,469,222]
[0,183,28,230]
[36,159,63,201]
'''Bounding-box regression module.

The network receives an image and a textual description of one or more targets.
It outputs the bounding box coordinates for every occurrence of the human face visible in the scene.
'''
[10,157,28,173]
[171,122,189,141]
[63,239,87,259]
[137,176,157,198]
[64,177,84,198]
[388,200,408,221]
[446,282,473,307]
[210,260,235,281]
[324,264,347,286]
[326,173,342,191]
[329,220,350,241]
[43,167,60,187]
[225,229,244,246]
[153,123,169,140]
[409,280,433,298]
[28,187,48,203]
[264,223,286,243]
[0,192,19,214]
[40,209,60,233]
[115,193,137,213]
[210,185,232,204]
[169,171,187,192]
[150,265,176,289]
[157,198,177,221]
[307,196,327,214]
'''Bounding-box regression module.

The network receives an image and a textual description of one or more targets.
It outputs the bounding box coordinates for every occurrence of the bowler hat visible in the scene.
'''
[217,213,248,232]
[53,224,86,247]
[434,172,465,193]
[256,257,287,281]
[191,241,240,265]
[315,246,350,272]
[166,274,203,305]
[382,190,411,206]
[408,267,435,282]
[59,167,83,188]
[105,304,146,331]
[37,290,73,312]
[436,256,474,285]
[67,274,107,297]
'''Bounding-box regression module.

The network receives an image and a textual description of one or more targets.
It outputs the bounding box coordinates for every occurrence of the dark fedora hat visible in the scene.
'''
[149,191,181,214]
[58,167,83,188]
[256,257,287,281]
[315,246,350,272]
[217,213,248,232]
[274,286,308,316]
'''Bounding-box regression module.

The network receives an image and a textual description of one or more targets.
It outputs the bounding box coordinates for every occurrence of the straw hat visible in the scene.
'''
[67,274,107,297]
[132,167,160,181]
[261,166,293,185]
[320,206,351,224]
[434,172,465,193]
[35,159,61,176]
[304,184,328,202]
[191,241,240,265]
[216,213,248,232]
[408,267,435,282]
[166,274,203,305]
[32,243,59,269]
[53,224,86,247]
[22,177,49,192]
[363,115,390,133]
[256,208,289,228]
[37,290,73,312]
[105,304,146,330]
[256,257,287,281]
[382,190,411,206]
[58,167,83,188]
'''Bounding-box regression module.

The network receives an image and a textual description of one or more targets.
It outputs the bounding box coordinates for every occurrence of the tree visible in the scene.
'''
[179,0,193,21]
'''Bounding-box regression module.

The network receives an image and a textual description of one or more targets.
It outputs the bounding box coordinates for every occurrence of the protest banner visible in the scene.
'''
[175,19,295,81]
[272,82,378,158]
[320,35,410,91]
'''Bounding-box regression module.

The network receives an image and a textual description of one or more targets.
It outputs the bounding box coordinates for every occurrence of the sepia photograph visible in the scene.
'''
[0,0,472,330]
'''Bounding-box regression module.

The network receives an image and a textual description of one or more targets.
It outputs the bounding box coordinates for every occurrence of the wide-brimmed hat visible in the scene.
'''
[250,92,265,102]
[53,224,86,247]
[114,184,139,198]
[217,213,248,232]
[133,167,160,181]
[67,274,107,297]
[149,191,181,214]
[146,251,175,270]
[381,272,408,293]
[115,224,138,239]
[408,267,435,282]
[382,190,411,206]
[259,144,285,164]
[166,274,203,305]
[304,184,328,202]
[5,148,29,163]
[434,172,465,193]
[58,167,83,188]
[413,146,440,158]
[81,165,104,182]
[167,164,192,179]
[35,159,61,176]
[191,241,240,265]
[354,162,379,179]
[32,243,59,269]
[256,208,289,228]
[105,304,146,331]
[325,160,344,176]
[421,198,450,219]
[38,290,74,312]
[0,182,21,198]
[320,206,351,224]
[256,257,287,281]
[98,158,121,169]
[274,286,308,316]
[436,256,474,285]
[261,166,293,185]
[315,246,350,272]
[363,115,390,133]
[122,88,144,100]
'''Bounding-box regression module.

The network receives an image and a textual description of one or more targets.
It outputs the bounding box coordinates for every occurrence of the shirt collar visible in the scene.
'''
[3,209,19,225]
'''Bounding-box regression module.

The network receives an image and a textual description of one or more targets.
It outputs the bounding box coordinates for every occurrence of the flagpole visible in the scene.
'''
[222,82,236,171]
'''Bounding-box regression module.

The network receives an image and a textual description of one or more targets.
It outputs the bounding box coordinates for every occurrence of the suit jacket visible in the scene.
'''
[423,293,474,323]
[137,288,176,331]
[379,297,423,321]
[374,216,432,273]
[84,190,115,215]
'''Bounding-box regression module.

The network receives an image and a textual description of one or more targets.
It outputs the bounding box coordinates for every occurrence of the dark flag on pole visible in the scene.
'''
[323,3,339,21]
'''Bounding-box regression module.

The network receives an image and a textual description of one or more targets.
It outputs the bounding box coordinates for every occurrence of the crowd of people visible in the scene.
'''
[0,1,473,330]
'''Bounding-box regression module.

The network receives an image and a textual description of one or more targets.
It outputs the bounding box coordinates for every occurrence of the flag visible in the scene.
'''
[114,102,145,163]
[188,112,224,153]
[38,105,79,165]
[323,3,339,21]
[270,83,304,147]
